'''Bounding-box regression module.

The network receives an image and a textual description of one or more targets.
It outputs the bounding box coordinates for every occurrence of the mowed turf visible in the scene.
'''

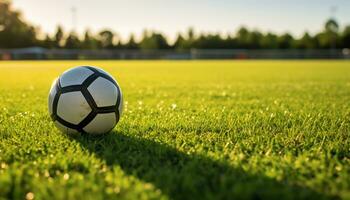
[0,60,349,200]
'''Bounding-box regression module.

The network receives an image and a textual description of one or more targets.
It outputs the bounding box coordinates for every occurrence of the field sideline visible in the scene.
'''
[0,60,349,199]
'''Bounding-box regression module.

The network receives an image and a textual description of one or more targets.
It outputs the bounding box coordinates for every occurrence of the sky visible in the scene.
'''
[11,0,350,42]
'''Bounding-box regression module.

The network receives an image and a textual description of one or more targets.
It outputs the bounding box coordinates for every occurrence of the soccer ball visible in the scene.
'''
[48,66,123,135]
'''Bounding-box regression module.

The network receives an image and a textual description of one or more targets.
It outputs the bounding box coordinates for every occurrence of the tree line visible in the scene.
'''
[1,1,350,50]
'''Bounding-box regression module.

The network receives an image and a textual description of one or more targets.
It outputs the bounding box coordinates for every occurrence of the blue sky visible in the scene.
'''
[12,0,350,41]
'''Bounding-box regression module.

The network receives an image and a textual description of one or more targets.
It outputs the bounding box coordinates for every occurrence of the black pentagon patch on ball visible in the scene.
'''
[51,66,122,134]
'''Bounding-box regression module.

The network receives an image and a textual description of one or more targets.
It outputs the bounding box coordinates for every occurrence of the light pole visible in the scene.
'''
[330,6,337,50]
[71,6,77,32]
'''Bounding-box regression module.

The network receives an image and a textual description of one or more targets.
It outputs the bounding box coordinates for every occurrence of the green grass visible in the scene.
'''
[0,60,349,200]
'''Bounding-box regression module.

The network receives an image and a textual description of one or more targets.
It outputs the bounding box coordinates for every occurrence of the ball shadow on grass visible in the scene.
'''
[72,132,335,200]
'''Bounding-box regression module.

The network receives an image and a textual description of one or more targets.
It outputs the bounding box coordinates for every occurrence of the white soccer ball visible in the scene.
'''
[48,66,123,135]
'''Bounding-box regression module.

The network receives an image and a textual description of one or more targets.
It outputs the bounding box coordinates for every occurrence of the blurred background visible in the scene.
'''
[0,0,350,60]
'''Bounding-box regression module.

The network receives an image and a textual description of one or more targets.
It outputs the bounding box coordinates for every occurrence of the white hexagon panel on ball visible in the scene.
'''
[88,77,119,107]
[59,67,94,87]
[57,91,92,125]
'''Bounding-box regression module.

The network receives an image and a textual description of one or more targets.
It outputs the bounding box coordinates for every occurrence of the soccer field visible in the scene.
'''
[0,60,349,200]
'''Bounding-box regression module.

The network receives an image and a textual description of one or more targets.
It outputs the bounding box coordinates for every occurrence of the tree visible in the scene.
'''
[317,19,340,49]
[325,18,339,49]
[187,27,195,40]
[193,34,226,49]
[278,33,294,49]
[113,33,123,49]
[42,34,54,48]
[99,30,114,49]
[260,33,278,49]
[325,19,339,33]
[224,35,237,49]
[139,31,169,49]
[81,30,99,49]
[173,34,186,50]
[341,26,350,48]
[54,26,64,48]
[296,32,317,49]
[236,27,250,48]
[0,1,38,48]
[174,28,197,49]
[125,34,138,49]
[64,32,81,49]
[247,31,263,49]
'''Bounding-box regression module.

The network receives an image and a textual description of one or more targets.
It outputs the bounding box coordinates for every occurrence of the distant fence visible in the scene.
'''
[0,47,349,60]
